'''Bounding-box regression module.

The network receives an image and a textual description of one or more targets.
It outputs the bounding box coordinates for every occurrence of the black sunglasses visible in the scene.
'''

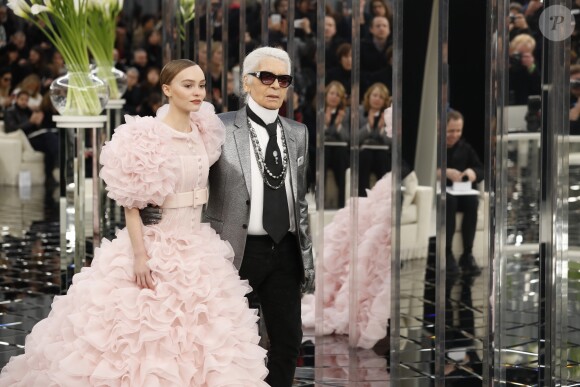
[248,71,293,88]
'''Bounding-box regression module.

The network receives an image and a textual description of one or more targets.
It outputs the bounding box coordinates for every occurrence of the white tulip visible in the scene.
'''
[30,4,50,15]
[7,0,31,18]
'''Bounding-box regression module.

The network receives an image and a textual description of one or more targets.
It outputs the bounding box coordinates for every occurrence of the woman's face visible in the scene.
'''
[369,88,387,110]
[326,86,342,108]
[340,51,352,70]
[372,1,387,16]
[211,46,223,66]
[29,50,40,64]
[147,69,160,85]
[163,65,207,113]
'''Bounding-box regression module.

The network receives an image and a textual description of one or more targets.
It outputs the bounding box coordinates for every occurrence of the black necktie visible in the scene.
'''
[247,107,290,243]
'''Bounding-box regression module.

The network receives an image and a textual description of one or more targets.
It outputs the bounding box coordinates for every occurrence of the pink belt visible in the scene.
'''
[161,188,209,209]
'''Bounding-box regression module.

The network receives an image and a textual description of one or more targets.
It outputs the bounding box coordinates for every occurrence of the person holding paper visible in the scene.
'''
[444,110,483,277]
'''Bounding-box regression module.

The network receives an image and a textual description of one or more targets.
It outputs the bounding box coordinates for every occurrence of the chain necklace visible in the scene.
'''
[247,117,289,190]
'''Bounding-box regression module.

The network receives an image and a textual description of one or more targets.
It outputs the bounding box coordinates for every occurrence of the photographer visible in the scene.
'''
[508,34,541,105]
[508,11,531,41]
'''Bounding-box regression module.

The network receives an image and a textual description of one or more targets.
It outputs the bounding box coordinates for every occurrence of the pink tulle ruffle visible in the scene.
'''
[302,174,392,349]
[99,116,179,209]
[0,225,269,386]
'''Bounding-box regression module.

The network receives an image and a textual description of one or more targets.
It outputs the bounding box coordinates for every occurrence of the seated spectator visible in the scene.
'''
[138,92,162,117]
[130,48,150,83]
[508,11,531,41]
[4,90,58,187]
[508,34,541,105]
[138,67,161,112]
[365,0,393,39]
[46,51,66,81]
[358,82,391,196]
[0,67,13,118]
[13,73,43,111]
[324,81,350,208]
[441,110,483,277]
[324,15,345,71]
[122,67,141,116]
[361,16,391,75]
[327,43,352,97]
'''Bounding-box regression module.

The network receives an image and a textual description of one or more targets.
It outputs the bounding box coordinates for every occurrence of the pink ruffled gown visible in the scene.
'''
[0,102,269,386]
[302,173,392,349]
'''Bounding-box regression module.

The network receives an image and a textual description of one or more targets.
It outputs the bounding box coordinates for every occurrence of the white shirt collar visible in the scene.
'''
[248,96,279,125]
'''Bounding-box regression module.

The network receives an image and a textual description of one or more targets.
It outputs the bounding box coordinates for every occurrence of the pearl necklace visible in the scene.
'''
[247,117,289,190]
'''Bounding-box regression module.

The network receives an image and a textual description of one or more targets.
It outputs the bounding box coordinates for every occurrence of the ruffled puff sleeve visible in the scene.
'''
[99,116,179,209]
[190,101,226,166]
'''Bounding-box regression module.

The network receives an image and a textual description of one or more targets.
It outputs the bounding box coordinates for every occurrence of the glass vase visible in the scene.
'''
[91,65,128,100]
[49,71,109,116]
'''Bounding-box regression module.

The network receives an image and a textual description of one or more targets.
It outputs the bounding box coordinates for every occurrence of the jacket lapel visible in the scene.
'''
[280,118,298,202]
[233,109,252,196]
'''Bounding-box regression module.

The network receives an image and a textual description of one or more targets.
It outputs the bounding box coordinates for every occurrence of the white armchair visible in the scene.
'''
[0,128,45,185]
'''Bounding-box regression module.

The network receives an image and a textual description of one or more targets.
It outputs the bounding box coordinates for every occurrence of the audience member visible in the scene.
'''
[4,90,58,187]
[508,34,541,105]
[13,73,42,111]
[327,43,352,97]
[358,82,391,196]
[442,110,483,277]
[122,67,141,116]
[324,81,350,208]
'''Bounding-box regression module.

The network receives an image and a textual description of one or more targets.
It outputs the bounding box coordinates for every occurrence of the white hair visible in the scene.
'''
[241,46,292,102]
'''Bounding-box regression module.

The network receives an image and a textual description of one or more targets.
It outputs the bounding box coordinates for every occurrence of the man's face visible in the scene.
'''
[243,57,289,110]
[134,52,148,67]
[446,118,463,148]
[513,13,526,29]
[370,16,390,41]
[324,16,336,40]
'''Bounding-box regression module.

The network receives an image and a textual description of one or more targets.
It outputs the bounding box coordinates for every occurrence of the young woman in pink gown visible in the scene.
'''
[0,60,269,386]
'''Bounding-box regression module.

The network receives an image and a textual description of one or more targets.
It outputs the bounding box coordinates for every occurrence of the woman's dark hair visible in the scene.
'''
[335,43,352,60]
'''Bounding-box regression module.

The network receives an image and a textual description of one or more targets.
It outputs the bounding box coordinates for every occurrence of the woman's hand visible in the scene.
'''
[134,253,155,290]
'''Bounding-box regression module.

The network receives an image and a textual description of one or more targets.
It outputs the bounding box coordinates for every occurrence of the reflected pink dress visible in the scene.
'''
[302,173,392,349]
[0,103,269,386]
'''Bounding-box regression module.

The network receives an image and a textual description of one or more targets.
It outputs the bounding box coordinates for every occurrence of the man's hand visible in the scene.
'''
[301,268,315,294]
[446,168,463,182]
[140,205,163,226]
[462,168,477,182]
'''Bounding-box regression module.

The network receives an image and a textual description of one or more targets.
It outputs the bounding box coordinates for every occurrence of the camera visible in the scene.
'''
[461,175,469,182]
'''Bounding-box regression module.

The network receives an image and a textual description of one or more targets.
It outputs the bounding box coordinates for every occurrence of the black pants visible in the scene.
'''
[359,148,390,197]
[325,145,349,207]
[445,194,479,257]
[240,233,302,387]
[29,132,59,181]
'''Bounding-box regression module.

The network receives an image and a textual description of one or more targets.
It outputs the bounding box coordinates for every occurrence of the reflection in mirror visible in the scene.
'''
[499,0,543,383]
[299,0,395,384]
